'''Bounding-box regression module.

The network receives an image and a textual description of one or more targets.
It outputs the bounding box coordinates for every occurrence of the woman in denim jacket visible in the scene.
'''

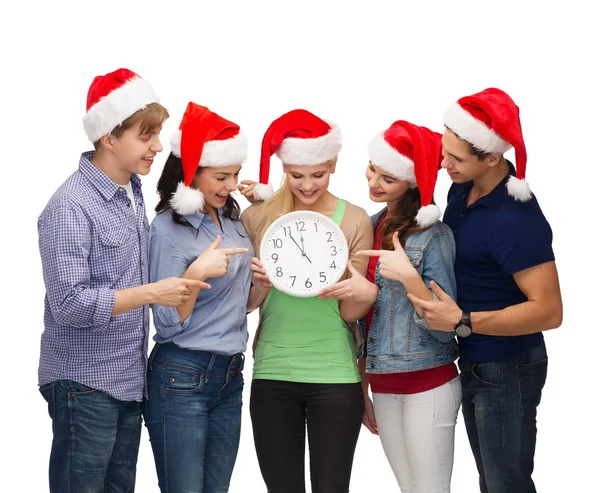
[351,120,461,492]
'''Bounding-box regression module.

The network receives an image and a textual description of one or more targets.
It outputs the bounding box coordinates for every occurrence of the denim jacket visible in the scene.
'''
[359,208,459,373]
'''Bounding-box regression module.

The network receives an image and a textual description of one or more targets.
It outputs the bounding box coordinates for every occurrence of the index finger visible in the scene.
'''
[357,250,385,257]
[221,248,249,256]
[181,278,204,288]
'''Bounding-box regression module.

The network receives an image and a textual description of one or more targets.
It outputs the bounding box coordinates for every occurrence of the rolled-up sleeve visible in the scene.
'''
[148,227,192,338]
[38,206,115,329]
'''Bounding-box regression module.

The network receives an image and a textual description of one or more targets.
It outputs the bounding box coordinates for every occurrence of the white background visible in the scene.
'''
[1,1,597,491]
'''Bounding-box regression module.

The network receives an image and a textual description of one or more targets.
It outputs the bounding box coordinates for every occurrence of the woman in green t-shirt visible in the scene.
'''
[240,109,375,493]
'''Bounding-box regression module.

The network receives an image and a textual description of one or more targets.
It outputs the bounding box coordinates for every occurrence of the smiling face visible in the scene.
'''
[441,128,500,183]
[365,162,413,208]
[192,164,242,212]
[107,121,164,177]
[283,160,335,206]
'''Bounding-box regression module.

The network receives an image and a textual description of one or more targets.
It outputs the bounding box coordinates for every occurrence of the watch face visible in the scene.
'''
[260,210,349,297]
[455,324,472,338]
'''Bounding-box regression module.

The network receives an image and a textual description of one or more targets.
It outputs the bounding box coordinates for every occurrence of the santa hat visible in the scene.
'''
[443,88,531,202]
[82,68,159,142]
[369,121,443,227]
[169,102,247,215]
[253,109,342,200]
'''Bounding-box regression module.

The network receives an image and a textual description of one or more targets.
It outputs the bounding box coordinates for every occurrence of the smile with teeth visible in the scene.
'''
[216,193,229,198]
[300,190,317,196]
[142,157,154,164]
[370,188,385,196]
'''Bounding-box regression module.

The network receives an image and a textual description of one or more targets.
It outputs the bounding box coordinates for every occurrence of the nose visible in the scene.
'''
[152,134,163,153]
[441,156,450,169]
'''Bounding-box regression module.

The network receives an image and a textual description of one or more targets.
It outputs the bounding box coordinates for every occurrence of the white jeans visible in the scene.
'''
[373,376,462,493]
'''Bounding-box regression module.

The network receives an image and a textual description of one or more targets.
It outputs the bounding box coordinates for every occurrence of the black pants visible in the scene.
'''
[250,379,364,493]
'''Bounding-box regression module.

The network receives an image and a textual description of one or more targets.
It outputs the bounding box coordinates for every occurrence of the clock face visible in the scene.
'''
[260,210,349,297]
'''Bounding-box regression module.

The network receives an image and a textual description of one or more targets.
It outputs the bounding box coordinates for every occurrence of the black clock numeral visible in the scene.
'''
[330,245,337,256]
[282,226,291,237]
[319,272,326,283]
[325,231,333,242]
[305,278,312,288]
[271,238,283,249]
[271,253,278,263]
[276,267,283,277]
[289,275,296,286]
[295,221,306,232]
[330,261,337,269]
[314,222,318,233]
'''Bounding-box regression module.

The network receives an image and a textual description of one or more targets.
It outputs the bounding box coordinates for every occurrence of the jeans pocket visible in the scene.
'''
[470,361,502,387]
[163,368,205,395]
[518,358,548,418]
[39,382,55,420]
[59,379,99,396]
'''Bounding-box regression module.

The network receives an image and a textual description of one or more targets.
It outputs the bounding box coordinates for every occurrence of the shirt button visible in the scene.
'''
[236,327,240,332]
[119,187,124,192]
[141,260,145,266]
[369,337,375,343]
[127,202,131,207]
[370,363,375,369]
[459,213,464,218]
[241,307,245,313]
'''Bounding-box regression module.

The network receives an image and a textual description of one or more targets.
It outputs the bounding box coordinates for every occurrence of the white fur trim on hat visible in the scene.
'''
[170,130,248,167]
[82,77,159,142]
[170,182,205,215]
[277,123,342,165]
[506,175,532,202]
[444,102,512,154]
[415,204,441,227]
[368,132,416,184]
[253,183,274,201]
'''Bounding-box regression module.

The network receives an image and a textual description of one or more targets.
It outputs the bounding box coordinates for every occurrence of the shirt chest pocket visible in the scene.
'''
[96,226,137,279]
[388,251,423,296]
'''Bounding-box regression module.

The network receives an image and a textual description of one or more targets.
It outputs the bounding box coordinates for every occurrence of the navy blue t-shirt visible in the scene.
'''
[444,164,554,362]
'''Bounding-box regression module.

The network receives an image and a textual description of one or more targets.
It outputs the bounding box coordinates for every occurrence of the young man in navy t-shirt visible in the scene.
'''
[408,88,563,493]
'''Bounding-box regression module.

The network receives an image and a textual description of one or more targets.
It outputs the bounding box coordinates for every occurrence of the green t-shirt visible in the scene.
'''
[253,199,360,384]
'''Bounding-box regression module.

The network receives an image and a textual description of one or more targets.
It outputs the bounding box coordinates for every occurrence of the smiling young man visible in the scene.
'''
[407,88,563,493]
[37,68,206,493]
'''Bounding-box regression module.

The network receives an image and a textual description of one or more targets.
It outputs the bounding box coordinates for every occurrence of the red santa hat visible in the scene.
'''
[169,102,247,215]
[82,68,159,142]
[443,88,531,202]
[369,121,443,227]
[253,109,342,200]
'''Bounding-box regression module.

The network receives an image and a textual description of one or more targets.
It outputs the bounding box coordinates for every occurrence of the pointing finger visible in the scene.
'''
[356,250,386,257]
[209,235,222,249]
[392,231,402,251]
[221,248,249,256]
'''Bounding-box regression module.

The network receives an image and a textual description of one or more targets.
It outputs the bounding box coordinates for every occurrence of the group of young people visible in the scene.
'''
[37,67,563,493]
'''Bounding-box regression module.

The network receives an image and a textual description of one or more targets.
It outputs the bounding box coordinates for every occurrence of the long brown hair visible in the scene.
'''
[380,186,426,250]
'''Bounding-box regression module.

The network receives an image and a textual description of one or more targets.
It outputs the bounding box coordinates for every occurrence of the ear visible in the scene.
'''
[99,133,115,150]
[329,157,337,174]
[486,152,502,168]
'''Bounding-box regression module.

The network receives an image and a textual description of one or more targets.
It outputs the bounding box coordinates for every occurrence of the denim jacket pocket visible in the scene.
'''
[163,367,205,395]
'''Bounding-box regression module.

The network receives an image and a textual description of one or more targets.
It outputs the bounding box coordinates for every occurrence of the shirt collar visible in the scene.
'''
[462,160,517,211]
[79,151,142,201]
[182,208,224,229]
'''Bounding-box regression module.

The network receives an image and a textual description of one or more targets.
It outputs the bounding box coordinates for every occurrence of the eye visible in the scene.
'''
[216,177,226,181]
[383,177,395,184]
[291,174,303,179]
[313,173,325,178]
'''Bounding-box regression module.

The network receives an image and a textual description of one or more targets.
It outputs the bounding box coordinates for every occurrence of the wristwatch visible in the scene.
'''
[454,310,472,338]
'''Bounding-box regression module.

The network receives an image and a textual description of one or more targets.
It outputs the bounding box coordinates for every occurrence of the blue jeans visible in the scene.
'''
[39,380,142,493]
[459,341,548,493]
[143,343,244,493]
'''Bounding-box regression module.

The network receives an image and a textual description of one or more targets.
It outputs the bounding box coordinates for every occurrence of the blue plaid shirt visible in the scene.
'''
[38,152,150,401]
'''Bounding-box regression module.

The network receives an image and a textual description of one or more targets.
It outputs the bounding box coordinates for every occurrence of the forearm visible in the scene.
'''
[113,284,153,316]
[399,271,434,318]
[340,299,373,323]
[472,300,562,336]
[247,285,269,312]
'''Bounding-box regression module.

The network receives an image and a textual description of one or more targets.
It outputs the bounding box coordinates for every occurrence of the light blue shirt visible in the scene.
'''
[148,208,253,355]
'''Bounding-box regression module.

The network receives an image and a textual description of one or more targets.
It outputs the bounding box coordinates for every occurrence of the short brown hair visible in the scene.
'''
[94,102,169,148]
[447,127,491,161]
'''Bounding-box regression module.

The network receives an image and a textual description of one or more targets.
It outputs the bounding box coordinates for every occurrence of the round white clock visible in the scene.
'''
[260,210,349,297]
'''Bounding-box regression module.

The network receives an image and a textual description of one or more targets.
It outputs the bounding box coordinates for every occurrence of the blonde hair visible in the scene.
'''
[253,157,337,248]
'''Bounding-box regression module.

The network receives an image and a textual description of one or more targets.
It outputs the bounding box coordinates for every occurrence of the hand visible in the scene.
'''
[407,280,462,332]
[149,277,210,307]
[363,396,378,435]
[187,235,249,280]
[358,231,417,283]
[250,257,273,292]
[318,260,378,302]
[237,180,259,203]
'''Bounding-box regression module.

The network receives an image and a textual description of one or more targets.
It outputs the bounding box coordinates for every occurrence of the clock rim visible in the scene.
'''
[259,210,349,298]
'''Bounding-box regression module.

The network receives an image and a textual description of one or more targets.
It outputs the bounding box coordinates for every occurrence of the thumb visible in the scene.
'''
[429,280,450,300]
[392,231,402,251]
[347,260,361,277]
[209,235,222,249]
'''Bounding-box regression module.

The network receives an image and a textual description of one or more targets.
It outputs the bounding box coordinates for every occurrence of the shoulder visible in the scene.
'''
[39,174,90,225]
[341,200,371,227]
[407,221,455,252]
[241,202,268,232]
[494,195,552,237]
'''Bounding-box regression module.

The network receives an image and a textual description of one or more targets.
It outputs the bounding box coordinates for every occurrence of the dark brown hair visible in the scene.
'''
[380,186,426,250]
[447,127,491,161]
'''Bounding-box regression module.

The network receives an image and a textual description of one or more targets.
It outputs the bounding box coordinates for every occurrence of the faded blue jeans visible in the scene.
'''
[39,379,142,493]
[143,343,244,493]
[459,341,548,493]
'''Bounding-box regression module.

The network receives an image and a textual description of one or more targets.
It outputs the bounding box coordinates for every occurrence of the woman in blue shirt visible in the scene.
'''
[144,103,257,493]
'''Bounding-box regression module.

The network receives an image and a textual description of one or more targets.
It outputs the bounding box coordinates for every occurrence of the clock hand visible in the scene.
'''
[299,231,312,263]
[291,231,312,263]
